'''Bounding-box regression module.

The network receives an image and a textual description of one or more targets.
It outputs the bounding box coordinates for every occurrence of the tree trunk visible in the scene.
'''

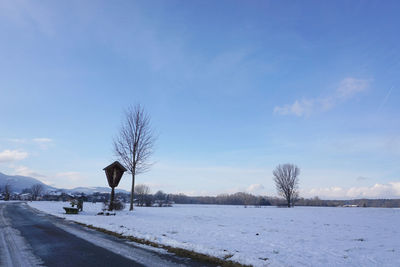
[287,196,291,208]
[130,172,136,211]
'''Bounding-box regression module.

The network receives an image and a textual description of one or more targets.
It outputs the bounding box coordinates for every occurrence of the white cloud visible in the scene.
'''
[7,137,53,147]
[40,180,54,186]
[273,99,314,117]
[8,138,27,143]
[178,190,212,196]
[32,138,52,143]
[0,150,28,162]
[246,184,265,194]
[56,172,82,182]
[32,137,53,149]
[303,182,400,199]
[336,78,370,99]
[274,77,370,117]
[13,165,45,178]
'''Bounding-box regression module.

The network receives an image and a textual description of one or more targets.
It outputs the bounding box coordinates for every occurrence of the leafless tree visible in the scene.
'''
[31,183,44,201]
[154,190,167,207]
[3,183,11,201]
[273,164,300,207]
[114,104,156,211]
[134,184,151,206]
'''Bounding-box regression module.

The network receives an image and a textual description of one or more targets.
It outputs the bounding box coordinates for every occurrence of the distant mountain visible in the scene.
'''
[0,172,129,195]
[0,172,56,193]
[66,187,130,195]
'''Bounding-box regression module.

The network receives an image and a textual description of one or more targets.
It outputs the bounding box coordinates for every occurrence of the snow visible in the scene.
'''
[28,202,400,267]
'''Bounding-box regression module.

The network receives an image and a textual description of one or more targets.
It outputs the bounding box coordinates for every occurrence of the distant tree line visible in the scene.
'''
[169,194,400,208]
[295,197,400,208]
[169,192,272,206]
[2,183,400,208]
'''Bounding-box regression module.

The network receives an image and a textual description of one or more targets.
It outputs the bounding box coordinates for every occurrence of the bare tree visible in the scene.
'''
[154,190,167,207]
[273,164,300,208]
[114,104,156,211]
[3,183,11,201]
[22,188,32,194]
[31,183,44,201]
[134,184,151,206]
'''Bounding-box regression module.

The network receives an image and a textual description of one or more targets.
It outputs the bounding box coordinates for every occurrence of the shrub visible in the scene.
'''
[102,200,125,211]
[113,200,125,211]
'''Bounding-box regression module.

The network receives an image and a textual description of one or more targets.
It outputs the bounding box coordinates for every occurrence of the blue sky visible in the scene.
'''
[0,0,399,199]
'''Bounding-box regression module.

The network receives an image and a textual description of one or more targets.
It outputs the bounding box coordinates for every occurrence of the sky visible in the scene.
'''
[0,0,399,199]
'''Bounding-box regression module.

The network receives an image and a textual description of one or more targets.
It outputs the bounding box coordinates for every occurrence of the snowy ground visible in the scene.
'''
[28,202,400,267]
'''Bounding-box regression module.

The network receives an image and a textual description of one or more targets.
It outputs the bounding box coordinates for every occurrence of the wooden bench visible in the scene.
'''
[63,207,79,214]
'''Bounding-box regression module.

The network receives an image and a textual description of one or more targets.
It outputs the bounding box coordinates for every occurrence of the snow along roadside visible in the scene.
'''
[27,204,247,267]
[51,221,181,267]
[58,221,246,267]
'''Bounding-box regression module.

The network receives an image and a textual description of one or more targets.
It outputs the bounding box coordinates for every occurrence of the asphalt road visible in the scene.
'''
[0,202,216,267]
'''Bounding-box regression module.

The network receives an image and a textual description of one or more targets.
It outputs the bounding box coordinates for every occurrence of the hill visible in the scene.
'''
[0,172,56,193]
[0,172,129,195]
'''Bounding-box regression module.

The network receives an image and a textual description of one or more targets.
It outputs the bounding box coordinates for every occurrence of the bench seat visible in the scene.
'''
[63,207,79,214]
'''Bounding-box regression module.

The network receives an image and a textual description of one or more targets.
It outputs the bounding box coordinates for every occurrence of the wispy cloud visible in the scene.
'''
[246,184,265,194]
[13,165,46,178]
[336,78,370,99]
[178,190,214,196]
[56,172,83,182]
[8,138,27,143]
[7,137,53,149]
[357,176,369,181]
[303,182,400,199]
[0,149,28,163]
[32,138,52,143]
[274,98,315,117]
[274,78,370,117]
[377,86,394,112]
[33,137,53,149]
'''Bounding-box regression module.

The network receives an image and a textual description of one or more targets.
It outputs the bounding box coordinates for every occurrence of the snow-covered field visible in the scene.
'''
[28,202,400,267]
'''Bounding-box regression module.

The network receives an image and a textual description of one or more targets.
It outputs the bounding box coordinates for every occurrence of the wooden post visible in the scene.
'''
[109,187,115,211]
[103,161,127,211]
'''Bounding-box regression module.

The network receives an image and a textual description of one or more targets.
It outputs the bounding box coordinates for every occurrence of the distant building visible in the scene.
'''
[20,193,32,201]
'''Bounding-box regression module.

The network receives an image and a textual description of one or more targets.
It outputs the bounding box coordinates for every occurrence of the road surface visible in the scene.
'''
[0,202,216,267]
